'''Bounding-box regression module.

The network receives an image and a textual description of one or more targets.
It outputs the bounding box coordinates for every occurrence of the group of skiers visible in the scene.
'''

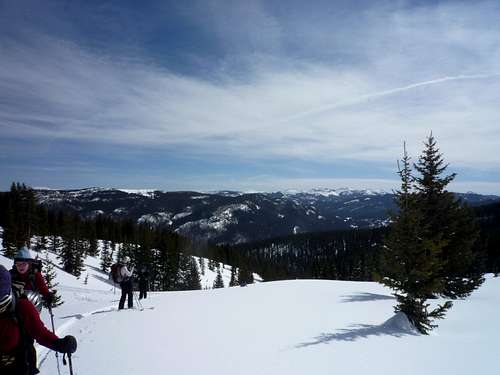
[1,246,77,374]
[0,245,150,374]
[110,256,149,310]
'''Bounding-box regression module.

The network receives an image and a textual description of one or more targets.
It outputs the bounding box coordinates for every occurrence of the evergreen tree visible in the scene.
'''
[229,266,239,286]
[238,265,254,285]
[87,237,99,257]
[380,143,450,333]
[2,197,18,258]
[187,257,202,290]
[213,269,224,288]
[208,259,216,271]
[50,234,63,255]
[379,136,482,334]
[413,133,483,298]
[100,240,113,272]
[34,235,48,253]
[58,215,85,278]
[175,254,201,290]
[2,222,17,258]
[198,257,206,275]
[43,251,63,307]
[59,236,85,277]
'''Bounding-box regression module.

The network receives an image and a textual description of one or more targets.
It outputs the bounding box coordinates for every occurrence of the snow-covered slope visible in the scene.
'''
[1,247,498,374]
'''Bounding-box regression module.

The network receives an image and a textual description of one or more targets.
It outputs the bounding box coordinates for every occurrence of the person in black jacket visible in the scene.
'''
[138,265,149,300]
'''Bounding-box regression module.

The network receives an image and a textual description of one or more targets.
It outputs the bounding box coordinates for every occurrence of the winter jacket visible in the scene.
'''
[9,268,50,298]
[138,268,149,281]
[0,298,59,353]
[120,265,133,281]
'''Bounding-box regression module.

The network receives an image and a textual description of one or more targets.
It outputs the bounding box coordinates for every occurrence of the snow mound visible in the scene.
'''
[381,312,417,333]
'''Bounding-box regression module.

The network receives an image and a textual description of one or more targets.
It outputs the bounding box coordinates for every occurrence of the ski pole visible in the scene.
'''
[133,290,143,309]
[68,353,74,375]
[48,305,56,336]
[48,305,62,375]
[136,290,144,309]
[63,353,75,375]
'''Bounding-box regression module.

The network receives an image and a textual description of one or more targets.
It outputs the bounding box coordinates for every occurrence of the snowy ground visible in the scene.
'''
[1,249,499,374]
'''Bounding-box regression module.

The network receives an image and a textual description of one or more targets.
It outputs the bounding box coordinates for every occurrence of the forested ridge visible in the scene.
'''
[1,182,498,289]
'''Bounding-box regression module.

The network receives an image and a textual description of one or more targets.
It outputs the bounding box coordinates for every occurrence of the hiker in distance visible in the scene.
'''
[111,256,134,310]
[0,265,77,374]
[9,246,54,311]
[138,265,149,300]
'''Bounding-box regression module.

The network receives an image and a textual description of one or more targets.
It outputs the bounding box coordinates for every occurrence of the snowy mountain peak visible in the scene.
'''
[117,189,158,198]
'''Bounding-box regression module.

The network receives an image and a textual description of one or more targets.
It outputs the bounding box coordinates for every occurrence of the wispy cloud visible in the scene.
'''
[1,1,500,191]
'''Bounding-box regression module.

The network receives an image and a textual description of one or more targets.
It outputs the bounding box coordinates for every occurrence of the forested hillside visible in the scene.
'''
[1,182,498,286]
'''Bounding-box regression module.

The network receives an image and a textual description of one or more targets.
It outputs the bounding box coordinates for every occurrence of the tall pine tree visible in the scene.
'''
[213,269,224,289]
[380,135,483,334]
[379,142,451,334]
[43,251,63,307]
[413,133,483,298]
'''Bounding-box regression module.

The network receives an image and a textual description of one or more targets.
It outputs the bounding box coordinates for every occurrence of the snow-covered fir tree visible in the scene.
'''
[100,240,113,273]
[42,250,63,307]
[198,257,205,275]
[379,135,483,334]
[229,266,239,287]
[213,269,224,288]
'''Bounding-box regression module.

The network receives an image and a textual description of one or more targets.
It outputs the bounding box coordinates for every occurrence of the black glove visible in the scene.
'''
[53,335,77,354]
[43,292,54,307]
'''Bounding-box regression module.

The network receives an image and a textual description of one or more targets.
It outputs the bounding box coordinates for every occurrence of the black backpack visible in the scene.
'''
[110,263,125,284]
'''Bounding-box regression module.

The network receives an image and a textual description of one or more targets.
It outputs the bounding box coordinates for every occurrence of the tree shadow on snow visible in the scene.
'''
[60,313,85,320]
[295,313,418,348]
[92,273,115,286]
[341,292,395,303]
[59,307,116,320]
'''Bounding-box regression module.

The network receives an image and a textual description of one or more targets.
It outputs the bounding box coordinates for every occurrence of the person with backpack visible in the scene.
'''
[0,265,77,374]
[138,265,149,300]
[111,256,134,310]
[9,246,54,310]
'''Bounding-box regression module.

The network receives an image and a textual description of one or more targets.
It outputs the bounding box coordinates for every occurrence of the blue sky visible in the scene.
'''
[1,0,500,194]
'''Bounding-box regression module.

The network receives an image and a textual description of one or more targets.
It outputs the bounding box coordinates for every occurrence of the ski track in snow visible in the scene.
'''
[38,304,117,369]
[2,238,500,374]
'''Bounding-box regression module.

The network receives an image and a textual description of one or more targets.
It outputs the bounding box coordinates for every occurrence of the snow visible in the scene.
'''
[1,238,499,374]
[137,212,173,225]
[176,204,253,236]
[118,189,157,198]
[172,208,193,220]
[344,199,360,204]
[190,195,210,200]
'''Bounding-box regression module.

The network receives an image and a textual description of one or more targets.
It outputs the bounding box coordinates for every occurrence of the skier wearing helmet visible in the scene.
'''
[9,246,55,311]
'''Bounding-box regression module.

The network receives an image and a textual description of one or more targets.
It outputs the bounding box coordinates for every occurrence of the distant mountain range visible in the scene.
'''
[35,187,500,244]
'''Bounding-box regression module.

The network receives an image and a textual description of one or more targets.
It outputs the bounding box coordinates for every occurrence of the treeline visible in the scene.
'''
[228,228,386,282]
[217,198,499,283]
[1,182,498,289]
[0,182,245,291]
[474,200,500,275]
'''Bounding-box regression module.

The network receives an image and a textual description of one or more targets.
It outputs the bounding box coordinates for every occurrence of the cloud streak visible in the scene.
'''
[283,73,500,122]
[1,1,500,192]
